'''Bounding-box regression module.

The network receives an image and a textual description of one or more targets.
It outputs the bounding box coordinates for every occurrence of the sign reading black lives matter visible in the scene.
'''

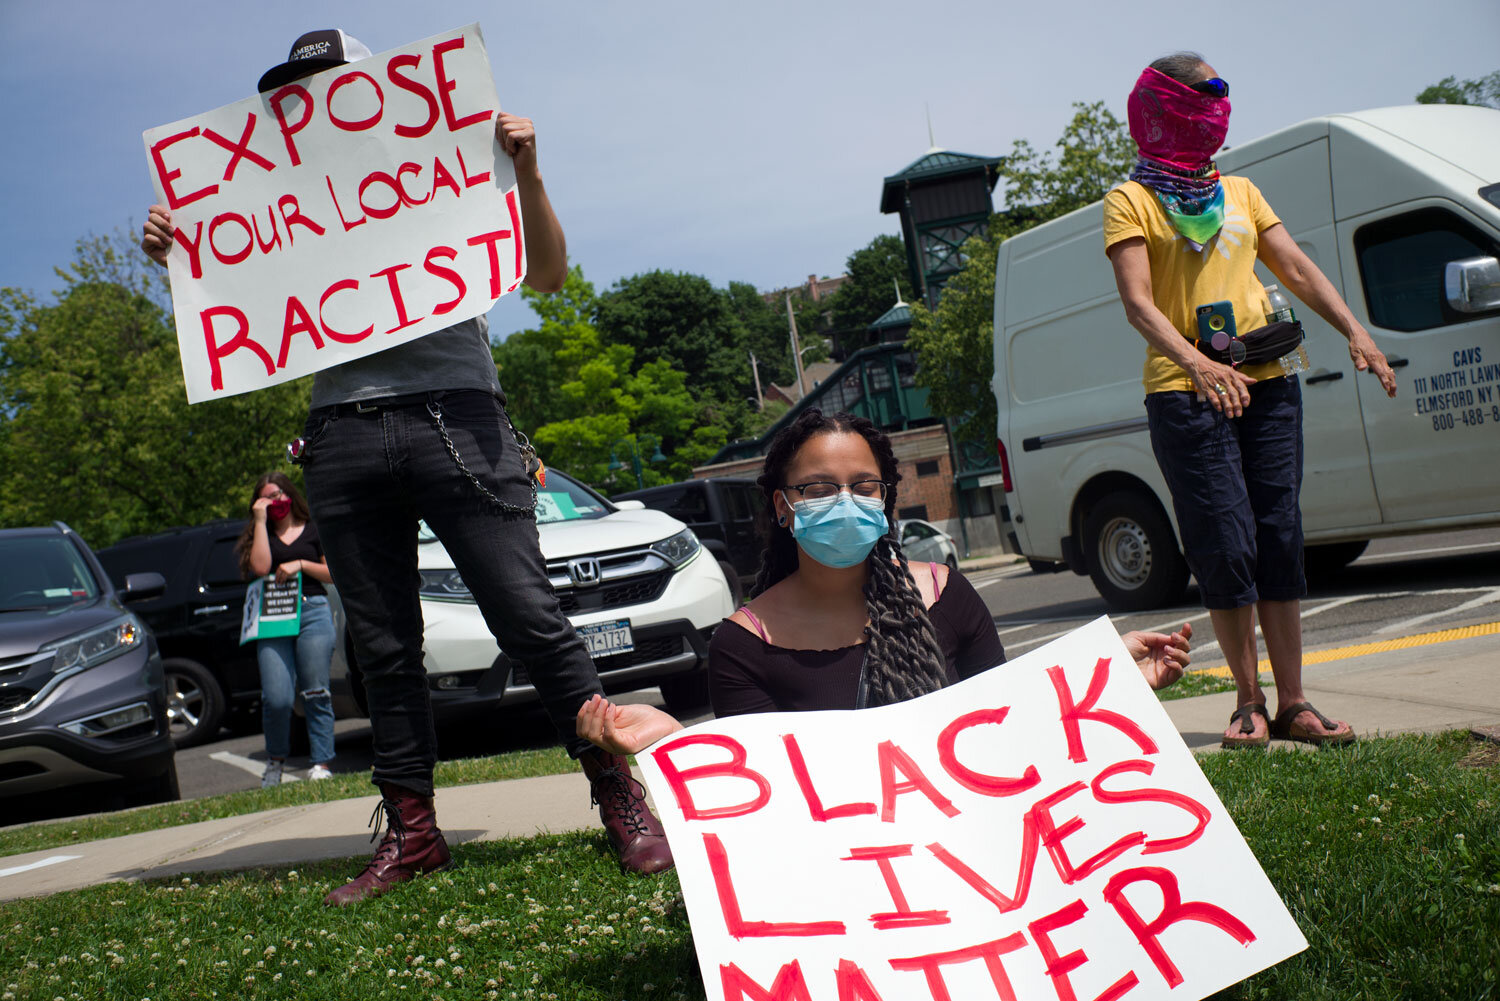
[635,618,1309,1001]
[142,24,525,403]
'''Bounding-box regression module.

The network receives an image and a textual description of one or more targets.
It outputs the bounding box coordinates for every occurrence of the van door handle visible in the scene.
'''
[1387,356,1409,369]
[1305,370,1344,385]
[193,604,230,616]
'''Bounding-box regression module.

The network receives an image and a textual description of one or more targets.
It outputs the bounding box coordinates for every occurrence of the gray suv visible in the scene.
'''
[0,523,179,805]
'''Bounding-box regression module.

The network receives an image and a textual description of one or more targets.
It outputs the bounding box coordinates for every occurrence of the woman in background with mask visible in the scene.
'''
[235,472,337,786]
[578,410,1191,751]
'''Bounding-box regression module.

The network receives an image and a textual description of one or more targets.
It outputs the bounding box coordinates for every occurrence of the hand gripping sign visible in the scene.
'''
[142,24,525,403]
[635,618,1307,1001]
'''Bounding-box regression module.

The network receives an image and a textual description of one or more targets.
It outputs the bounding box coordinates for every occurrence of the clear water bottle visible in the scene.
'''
[1265,283,1296,325]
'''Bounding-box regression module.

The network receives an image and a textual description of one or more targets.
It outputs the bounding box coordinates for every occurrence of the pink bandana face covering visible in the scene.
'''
[1127,66,1231,170]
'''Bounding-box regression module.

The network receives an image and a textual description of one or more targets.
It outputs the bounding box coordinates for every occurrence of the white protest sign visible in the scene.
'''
[635,617,1307,1001]
[141,24,524,403]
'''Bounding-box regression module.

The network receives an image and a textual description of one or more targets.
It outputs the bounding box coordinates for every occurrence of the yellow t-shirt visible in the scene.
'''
[1103,176,1283,394]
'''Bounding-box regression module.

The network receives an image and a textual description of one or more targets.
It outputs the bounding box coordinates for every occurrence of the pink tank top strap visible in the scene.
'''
[930,561,943,600]
[739,607,770,642]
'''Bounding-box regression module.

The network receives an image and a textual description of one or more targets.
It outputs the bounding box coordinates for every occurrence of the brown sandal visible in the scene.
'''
[1221,702,1271,749]
[1271,701,1356,747]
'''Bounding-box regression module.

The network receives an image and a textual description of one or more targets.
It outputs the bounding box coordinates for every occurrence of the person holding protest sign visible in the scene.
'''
[1103,53,1397,750]
[578,409,1193,753]
[142,28,672,905]
[234,472,336,785]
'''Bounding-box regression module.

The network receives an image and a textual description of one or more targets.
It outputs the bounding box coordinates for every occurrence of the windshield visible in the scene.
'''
[417,469,612,543]
[0,535,102,611]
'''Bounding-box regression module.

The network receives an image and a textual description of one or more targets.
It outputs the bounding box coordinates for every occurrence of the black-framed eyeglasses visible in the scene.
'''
[1191,77,1229,98]
[782,479,889,501]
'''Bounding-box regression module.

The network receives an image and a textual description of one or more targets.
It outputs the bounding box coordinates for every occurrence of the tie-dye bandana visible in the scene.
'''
[1127,66,1232,249]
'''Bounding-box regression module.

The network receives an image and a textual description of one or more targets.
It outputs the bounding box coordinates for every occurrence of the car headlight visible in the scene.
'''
[649,528,701,567]
[41,615,145,674]
[418,569,473,601]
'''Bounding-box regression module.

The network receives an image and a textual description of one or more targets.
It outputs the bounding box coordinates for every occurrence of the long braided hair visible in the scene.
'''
[752,409,950,707]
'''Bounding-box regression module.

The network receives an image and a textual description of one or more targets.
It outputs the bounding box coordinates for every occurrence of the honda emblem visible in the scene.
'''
[567,558,602,587]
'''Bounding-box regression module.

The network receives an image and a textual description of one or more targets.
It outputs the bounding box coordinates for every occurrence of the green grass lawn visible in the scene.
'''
[0,666,1234,859]
[1,731,1495,1001]
[0,747,578,859]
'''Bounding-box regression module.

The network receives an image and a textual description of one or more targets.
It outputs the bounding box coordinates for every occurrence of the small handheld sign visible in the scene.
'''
[239,574,303,646]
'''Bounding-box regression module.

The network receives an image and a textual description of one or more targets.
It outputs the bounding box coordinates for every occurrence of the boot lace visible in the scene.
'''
[590,766,651,837]
[364,796,407,867]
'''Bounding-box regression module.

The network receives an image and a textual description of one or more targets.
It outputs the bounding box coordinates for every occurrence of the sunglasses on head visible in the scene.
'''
[1191,77,1229,98]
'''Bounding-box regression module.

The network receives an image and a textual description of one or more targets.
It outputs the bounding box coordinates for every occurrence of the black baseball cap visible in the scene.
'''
[258,29,373,92]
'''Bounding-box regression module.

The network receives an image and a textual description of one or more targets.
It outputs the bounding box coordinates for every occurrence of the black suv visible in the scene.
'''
[96,519,260,747]
[611,478,764,605]
[0,523,178,805]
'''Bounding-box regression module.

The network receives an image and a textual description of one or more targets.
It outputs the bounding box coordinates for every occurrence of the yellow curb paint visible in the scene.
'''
[1188,620,1500,679]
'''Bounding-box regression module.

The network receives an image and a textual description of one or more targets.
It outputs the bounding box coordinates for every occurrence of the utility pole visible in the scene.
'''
[748,350,764,410]
[785,293,807,400]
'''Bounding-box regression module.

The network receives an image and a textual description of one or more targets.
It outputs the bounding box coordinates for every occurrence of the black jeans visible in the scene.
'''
[301,390,602,796]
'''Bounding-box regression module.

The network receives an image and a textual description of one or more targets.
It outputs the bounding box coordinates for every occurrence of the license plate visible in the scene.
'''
[578,619,634,658]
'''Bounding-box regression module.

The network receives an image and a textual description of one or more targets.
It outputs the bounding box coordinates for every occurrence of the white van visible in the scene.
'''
[991,105,1500,610]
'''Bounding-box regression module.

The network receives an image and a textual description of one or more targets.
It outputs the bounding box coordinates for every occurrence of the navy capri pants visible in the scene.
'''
[1144,375,1307,610]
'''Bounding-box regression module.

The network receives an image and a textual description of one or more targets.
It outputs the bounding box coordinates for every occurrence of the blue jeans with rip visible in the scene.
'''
[299,389,603,798]
[257,594,336,763]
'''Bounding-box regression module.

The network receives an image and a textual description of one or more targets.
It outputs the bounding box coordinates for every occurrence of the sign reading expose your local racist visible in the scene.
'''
[141,23,523,403]
[635,617,1308,1001]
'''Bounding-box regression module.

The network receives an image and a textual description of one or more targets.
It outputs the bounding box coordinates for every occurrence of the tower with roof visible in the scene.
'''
[880,148,1002,310]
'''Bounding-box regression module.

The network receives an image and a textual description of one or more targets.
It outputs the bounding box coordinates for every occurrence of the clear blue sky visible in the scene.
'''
[3,0,1496,338]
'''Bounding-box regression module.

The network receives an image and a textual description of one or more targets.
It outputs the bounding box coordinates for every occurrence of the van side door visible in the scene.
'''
[1241,138,1382,532]
[1337,201,1500,522]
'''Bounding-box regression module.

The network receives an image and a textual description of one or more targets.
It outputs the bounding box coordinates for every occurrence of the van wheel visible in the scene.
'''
[1082,491,1190,611]
[717,560,745,608]
[1304,540,1369,579]
[163,659,225,748]
[660,670,711,714]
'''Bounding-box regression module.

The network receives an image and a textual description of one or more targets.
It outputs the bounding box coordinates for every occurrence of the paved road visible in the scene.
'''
[9,527,1497,822]
[967,526,1500,664]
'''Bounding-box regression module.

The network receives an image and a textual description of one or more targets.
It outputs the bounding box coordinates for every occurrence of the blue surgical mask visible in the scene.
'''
[783,491,889,569]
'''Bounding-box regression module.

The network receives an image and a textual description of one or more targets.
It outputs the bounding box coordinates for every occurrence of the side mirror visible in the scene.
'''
[1444,256,1500,313]
[613,499,647,511]
[122,572,166,603]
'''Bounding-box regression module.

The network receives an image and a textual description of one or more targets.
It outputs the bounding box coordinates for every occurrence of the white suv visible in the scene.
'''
[330,468,734,721]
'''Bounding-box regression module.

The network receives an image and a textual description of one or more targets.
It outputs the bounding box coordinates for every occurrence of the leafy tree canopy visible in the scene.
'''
[998,100,1135,222]
[828,234,914,356]
[0,234,310,547]
[1415,71,1500,109]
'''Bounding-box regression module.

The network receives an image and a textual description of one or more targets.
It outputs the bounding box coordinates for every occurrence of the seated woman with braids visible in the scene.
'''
[578,410,1192,751]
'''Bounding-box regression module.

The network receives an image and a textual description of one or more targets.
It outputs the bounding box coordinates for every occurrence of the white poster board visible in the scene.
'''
[635,617,1307,1001]
[141,23,524,403]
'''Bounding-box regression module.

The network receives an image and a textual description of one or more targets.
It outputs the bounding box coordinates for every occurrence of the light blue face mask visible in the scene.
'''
[784,491,889,569]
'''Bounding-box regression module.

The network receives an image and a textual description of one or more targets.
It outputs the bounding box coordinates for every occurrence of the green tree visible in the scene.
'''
[492,265,598,433]
[906,222,1001,445]
[594,271,754,406]
[1415,71,1500,108]
[0,235,310,547]
[827,234,914,356]
[725,281,794,390]
[999,100,1135,222]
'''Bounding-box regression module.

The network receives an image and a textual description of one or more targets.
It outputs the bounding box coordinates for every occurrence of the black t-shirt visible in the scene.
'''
[709,568,1005,718]
[266,521,326,597]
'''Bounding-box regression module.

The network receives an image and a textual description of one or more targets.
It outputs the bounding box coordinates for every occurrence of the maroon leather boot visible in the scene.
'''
[323,784,453,907]
[579,749,675,874]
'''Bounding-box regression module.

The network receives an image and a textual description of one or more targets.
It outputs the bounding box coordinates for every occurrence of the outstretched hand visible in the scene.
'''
[576,694,683,756]
[1122,622,1192,690]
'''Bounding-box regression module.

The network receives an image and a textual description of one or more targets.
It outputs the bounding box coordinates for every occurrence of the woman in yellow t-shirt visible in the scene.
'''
[1104,52,1397,750]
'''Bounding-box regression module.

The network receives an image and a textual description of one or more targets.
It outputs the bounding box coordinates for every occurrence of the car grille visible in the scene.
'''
[509,636,685,687]
[0,688,37,713]
[555,570,671,615]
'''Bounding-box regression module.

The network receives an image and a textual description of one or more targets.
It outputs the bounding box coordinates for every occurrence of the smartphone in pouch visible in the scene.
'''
[1195,301,1237,348]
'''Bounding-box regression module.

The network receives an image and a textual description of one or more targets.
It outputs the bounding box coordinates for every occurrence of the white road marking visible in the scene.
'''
[1375,587,1500,635]
[973,565,1033,588]
[1358,541,1500,563]
[209,750,302,782]
[0,855,81,878]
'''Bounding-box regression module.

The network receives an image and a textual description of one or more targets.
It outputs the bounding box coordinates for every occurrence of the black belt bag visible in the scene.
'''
[1195,320,1304,366]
